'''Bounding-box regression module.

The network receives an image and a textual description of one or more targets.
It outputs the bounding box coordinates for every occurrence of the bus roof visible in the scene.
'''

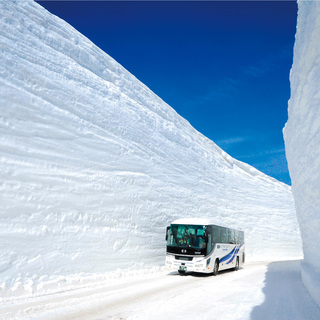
[170,218,242,231]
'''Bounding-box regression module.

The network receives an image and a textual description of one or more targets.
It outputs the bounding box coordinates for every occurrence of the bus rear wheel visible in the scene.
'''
[213,259,219,276]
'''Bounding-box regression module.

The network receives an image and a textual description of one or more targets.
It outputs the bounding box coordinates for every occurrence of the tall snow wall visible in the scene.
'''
[284,1,320,309]
[0,0,301,296]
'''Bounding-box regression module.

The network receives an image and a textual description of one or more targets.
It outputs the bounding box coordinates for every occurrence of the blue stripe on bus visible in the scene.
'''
[219,247,236,263]
[226,245,241,264]
[226,248,237,264]
[220,244,243,264]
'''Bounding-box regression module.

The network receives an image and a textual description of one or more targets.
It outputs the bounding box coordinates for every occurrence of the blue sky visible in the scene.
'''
[38,1,297,185]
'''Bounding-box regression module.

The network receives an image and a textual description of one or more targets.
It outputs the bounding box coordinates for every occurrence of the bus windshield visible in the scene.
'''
[167,224,207,250]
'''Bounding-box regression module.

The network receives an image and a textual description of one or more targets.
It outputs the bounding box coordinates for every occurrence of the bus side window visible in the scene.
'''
[239,231,244,244]
[234,230,239,244]
[228,229,235,244]
[212,226,220,243]
[220,227,227,243]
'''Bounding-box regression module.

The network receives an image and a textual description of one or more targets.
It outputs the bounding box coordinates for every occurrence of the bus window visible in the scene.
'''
[239,231,244,244]
[167,224,207,249]
[212,226,220,243]
[196,228,206,249]
[220,227,228,243]
[228,229,234,243]
[234,230,239,244]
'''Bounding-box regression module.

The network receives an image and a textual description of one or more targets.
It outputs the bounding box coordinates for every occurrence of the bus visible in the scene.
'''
[165,218,245,275]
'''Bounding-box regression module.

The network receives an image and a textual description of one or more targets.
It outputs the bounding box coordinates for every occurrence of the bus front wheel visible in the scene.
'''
[213,259,219,276]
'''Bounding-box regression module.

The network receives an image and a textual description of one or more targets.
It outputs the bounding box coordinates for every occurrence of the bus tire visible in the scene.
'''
[234,257,239,271]
[213,259,219,276]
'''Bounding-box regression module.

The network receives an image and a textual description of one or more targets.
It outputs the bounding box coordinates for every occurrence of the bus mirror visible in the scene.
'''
[166,226,170,241]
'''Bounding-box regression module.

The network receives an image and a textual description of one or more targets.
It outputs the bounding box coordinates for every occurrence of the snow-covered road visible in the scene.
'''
[1,260,319,320]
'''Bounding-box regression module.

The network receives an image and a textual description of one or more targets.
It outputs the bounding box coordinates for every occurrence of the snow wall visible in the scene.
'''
[0,0,302,296]
[284,0,320,309]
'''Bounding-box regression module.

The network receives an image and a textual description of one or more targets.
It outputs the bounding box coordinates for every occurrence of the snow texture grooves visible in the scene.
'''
[1,0,301,296]
[284,0,320,309]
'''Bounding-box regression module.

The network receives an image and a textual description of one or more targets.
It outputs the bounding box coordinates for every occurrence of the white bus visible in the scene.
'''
[165,218,245,275]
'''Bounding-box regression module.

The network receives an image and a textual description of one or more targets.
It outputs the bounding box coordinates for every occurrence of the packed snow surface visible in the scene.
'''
[1,261,320,320]
[284,0,320,309]
[1,0,301,297]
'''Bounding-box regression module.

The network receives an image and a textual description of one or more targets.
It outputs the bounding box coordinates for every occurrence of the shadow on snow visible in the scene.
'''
[167,267,242,278]
[250,260,320,320]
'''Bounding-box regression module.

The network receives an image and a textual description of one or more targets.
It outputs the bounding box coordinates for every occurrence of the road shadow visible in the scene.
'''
[167,267,243,278]
[250,260,320,320]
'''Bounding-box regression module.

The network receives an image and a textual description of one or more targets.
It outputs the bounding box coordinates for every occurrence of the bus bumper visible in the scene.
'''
[165,254,212,273]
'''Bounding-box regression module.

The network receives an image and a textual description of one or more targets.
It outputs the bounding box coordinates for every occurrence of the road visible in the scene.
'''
[1,260,319,320]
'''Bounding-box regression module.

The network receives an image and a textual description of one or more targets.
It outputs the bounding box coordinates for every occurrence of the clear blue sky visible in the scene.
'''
[37,1,297,185]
